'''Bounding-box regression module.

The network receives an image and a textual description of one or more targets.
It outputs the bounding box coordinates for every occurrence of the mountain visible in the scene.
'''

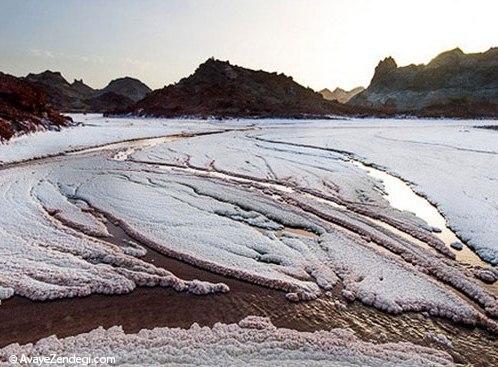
[114,58,374,118]
[320,87,365,103]
[25,71,89,98]
[25,71,93,111]
[24,71,149,113]
[71,79,95,97]
[349,47,498,118]
[0,72,72,141]
[99,77,151,102]
[85,92,134,114]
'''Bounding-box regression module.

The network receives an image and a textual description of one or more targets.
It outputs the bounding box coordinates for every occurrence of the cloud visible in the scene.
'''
[30,49,55,58]
[124,57,158,72]
[30,49,104,64]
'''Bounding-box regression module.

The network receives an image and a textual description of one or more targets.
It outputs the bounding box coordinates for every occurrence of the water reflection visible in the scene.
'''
[351,159,487,266]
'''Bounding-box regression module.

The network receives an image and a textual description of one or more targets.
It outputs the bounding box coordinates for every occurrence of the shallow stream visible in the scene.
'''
[351,159,487,266]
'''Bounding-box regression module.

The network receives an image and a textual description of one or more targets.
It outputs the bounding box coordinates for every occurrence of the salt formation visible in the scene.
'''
[48,154,496,327]
[0,316,455,367]
[0,163,228,304]
[0,287,14,302]
[321,231,495,326]
[286,194,498,320]
[130,129,453,255]
[0,113,230,164]
[0,115,496,331]
[425,332,453,349]
[256,119,498,265]
[33,180,110,237]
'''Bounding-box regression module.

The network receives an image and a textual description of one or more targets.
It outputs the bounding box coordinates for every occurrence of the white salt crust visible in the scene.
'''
[0,116,495,332]
[0,316,455,367]
[254,118,498,264]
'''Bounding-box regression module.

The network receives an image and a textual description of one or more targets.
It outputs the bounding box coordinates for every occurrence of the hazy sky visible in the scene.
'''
[1,0,497,91]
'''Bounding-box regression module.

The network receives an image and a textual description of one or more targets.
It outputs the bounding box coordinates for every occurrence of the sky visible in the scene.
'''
[1,0,497,91]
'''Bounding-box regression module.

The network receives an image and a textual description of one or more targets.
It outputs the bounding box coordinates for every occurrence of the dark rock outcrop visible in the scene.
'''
[478,125,498,131]
[24,71,149,113]
[71,79,95,97]
[114,58,374,118]
[0,72,72,141]
[320,87,365,103]
[25,71,93,111]
[350,48,498,118]
[98,77,151,102]
[85,92,134,114]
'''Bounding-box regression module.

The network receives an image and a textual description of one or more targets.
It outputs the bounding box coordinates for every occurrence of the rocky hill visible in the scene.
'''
[98,77,151,102]
[0,72,72,141]
[25,71,92,111]
[320,87,364,103]
[71,78,95,96]
[116,59,374,118]
[24,71,150,113]
[350,48,498,118]
[85,92,134,114]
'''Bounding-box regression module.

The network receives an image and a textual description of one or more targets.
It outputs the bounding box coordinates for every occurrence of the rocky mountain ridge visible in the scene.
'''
[24,71,151,112]
[0,72,72,141]
[320,87,365,103]
[114,58,376,118]
[97,77,151,102]
[350,47,498,118]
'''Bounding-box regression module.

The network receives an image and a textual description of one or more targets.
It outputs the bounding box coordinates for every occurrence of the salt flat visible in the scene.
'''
[0,115,496,323]
[255,118,498,265]
[0,115,497,365]
[0,114,231,164]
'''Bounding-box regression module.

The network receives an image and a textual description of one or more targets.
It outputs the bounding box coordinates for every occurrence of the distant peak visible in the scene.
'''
[447,47,464,55]
[101,76,151,102]
[198,58,231,69]
[41,70,63,76]
[108,76,144,84]
[320,86,365,103]
[370,57,398,86]
[204,57,227,64]
[26,70,63,78]
[193,58,239,80]
[26,70,68,84]
[428,48,465,67]
[70,78,95,94]
[377,57,398,71]
[105,76,151,89]
[484,47,498,58]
